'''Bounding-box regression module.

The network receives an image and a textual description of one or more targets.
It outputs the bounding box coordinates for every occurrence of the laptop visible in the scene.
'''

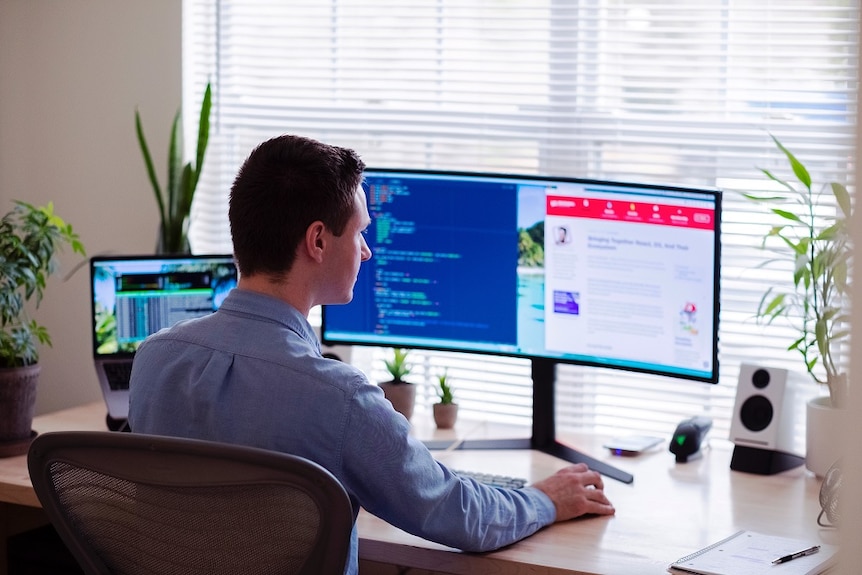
[89,254,238,424]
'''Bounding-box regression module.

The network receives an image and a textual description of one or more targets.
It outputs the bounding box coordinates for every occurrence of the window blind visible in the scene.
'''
[183,0,858,449]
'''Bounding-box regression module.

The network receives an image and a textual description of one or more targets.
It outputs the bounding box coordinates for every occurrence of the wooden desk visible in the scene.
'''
[0,402,107,508]
[0,403,836,575]
[358,421,834,574]
[0,402,107,574]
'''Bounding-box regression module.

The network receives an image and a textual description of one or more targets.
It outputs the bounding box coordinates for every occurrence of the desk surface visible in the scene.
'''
[0,403,835,575]
[0,402,106,507]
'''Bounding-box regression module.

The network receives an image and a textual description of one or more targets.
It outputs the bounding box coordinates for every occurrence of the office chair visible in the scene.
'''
[27,431,353,575]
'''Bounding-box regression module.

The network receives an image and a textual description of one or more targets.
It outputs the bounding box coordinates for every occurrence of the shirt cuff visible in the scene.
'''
[521,486,557,526]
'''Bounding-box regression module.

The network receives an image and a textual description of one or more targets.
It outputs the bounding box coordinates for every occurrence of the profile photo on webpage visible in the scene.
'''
[554,225,571,245]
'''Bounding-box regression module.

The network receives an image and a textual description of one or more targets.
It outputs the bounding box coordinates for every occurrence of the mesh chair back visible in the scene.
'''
[28,431,353,575]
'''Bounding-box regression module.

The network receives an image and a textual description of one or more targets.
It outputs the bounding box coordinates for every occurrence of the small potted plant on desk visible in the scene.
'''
[433,369,458,429]
[745,134,852,476]
[379,348,415,421]
[0,201,85,456]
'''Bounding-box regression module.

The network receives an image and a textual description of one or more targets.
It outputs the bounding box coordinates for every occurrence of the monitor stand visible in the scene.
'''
[423,358,634,484]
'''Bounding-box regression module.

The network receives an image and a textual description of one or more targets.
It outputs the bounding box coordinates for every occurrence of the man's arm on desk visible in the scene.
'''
[532,463,615,522]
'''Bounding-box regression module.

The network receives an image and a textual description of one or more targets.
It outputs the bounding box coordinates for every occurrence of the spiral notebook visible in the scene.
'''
[668,530,839,575]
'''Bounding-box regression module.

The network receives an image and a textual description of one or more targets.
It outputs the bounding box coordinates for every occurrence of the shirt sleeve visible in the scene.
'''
[339,382,556,553]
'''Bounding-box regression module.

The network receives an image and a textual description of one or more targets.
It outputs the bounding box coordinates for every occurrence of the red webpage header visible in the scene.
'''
[546,195,715,230]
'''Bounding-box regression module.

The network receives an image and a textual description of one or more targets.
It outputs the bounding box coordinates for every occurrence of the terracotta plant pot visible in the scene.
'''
[433,403,458,429]
[0,364,40,456]
[379,381,416,421]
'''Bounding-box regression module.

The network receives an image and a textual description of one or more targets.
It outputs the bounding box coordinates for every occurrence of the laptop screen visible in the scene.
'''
[90,254,238,359]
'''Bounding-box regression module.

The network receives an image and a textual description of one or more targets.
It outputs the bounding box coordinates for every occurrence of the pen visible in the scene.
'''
[772,545,820,565]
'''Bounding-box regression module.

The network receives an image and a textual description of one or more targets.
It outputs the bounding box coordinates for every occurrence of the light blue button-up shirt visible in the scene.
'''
[129,288,556,575]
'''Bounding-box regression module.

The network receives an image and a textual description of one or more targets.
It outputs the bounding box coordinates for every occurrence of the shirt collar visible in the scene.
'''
[220,288,321,353]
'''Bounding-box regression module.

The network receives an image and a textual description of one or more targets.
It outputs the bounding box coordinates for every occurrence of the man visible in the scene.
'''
[129,134,614,575]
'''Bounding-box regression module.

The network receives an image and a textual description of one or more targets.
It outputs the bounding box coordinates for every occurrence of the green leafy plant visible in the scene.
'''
[383,348,412,383]
[135,82,212,254]
[0,201,86,368]
[436,369,455,404]
[745,134,851,406]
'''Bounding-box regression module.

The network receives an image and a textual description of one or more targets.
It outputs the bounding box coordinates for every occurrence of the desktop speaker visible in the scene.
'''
[728,364,804,474]
[313,326,353,364]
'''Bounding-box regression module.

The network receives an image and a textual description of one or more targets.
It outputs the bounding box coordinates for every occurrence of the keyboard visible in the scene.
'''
[454,469,527,489]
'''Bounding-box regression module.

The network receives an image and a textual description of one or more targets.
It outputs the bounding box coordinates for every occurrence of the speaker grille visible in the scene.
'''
[751,368,771,389]
[739,395,773,432]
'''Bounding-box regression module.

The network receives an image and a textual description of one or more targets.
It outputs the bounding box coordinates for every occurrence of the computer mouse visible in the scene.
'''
[669,416,713,463]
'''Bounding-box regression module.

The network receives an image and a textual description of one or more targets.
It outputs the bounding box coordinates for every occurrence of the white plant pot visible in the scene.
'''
[806,395,847,477]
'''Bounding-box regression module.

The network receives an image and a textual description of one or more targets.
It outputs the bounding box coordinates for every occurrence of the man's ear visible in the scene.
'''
[305,221,327,263]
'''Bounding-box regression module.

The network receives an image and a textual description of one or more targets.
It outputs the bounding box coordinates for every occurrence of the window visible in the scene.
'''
[183,0,858,450]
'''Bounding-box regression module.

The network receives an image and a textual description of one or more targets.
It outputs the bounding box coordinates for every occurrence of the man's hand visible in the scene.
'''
[531,463,615,522]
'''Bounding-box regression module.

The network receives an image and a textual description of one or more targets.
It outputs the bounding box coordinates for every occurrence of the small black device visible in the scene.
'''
[669,416,713,463]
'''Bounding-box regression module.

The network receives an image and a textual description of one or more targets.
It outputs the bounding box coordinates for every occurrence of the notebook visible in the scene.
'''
[668,530,839,575]
[90,254,238,422]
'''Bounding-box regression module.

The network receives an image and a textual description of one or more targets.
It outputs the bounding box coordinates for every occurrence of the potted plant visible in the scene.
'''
[379,348,415,420]
[746,134,851,475]
[0,201,85,455]
[135,82,212,254]
[432,369,458,429]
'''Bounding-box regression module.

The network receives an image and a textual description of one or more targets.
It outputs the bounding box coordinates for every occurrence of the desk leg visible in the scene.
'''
[0,502,49,575]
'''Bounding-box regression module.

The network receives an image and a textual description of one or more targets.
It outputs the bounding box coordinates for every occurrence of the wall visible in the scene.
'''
[837,13,862,574]
[0,0,181,415]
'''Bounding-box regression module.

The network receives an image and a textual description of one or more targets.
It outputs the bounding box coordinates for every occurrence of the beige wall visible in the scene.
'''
[0,0,181,415]
[838,12,862,574]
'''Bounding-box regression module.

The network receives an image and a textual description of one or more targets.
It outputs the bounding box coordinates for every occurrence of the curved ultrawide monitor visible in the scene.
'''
[322,169,721,383]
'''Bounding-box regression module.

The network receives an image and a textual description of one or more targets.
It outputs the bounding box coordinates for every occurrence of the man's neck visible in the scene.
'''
[237,275,312,317]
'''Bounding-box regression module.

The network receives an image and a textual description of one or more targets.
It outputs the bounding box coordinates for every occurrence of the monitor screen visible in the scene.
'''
[323,169,721,383]
[90,254,238,357]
